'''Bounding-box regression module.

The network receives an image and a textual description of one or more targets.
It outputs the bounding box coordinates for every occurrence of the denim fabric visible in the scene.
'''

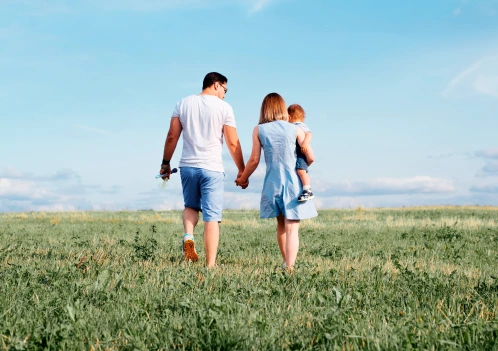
[295,143,309,171]
[180,167,224,221]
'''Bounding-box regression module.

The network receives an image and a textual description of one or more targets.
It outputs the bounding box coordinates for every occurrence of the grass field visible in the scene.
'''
[1,207,498,350]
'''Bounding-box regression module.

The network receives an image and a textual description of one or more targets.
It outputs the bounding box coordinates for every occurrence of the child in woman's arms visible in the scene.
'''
[288,104,314,201]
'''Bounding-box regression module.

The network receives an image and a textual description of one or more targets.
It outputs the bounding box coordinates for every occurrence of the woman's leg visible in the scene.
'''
[284,218,300,269]
[276,215,286,262]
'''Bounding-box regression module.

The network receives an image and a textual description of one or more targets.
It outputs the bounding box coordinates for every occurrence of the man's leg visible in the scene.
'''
[180,167,201,262]
[182,207,199,234]
[182,208,199,262]
[199,169,224,268]
[204,221,219,267]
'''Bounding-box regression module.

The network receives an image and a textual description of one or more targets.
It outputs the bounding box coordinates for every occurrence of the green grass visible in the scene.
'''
[1,207,498,350]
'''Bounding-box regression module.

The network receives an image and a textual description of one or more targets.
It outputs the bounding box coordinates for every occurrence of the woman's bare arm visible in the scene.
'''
[235,126,261,187]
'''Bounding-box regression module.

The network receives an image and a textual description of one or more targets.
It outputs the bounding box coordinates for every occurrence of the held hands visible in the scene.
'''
[235,177,249,189]
[235,171,249,189]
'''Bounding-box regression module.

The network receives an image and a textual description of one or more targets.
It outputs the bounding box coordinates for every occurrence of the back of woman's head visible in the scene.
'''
[259,93,289,124]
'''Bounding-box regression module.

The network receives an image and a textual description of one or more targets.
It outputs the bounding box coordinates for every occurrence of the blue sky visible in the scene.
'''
[1,0,498,212]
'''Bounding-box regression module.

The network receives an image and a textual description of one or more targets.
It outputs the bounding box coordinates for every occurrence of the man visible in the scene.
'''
[159,72,246,267]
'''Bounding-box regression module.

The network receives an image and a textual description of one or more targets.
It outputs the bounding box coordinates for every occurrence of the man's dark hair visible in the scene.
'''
[202,72,227,90]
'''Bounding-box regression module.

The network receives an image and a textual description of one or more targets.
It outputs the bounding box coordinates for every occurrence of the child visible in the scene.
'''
[287,104,314,201]
[235,93,317,271]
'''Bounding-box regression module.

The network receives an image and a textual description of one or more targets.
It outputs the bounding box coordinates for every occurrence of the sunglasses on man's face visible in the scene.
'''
[218,83,228,94]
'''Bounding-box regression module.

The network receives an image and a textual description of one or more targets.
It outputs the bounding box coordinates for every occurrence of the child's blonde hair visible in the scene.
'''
[259,93,289,124]
[287,104,306,123]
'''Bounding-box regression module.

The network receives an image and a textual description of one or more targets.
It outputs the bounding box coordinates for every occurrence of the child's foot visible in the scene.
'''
[298,189,314,202]
[182,233,198,262]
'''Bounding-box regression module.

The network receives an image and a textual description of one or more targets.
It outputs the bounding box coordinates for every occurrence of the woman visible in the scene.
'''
[236,93,318,271]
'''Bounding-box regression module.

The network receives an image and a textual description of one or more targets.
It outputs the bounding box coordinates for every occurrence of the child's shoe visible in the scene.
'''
[298,189,314,202]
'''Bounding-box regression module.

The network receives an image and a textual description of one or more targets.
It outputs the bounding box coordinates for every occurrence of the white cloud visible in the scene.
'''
[136,174,457,212]
[474,74,498,98]
[88,0,205,12]
[223,191,260,209]
[474,149,498,177]
[133,178,185,210]
[451,0,498,17]
[476,0,498,16]
[476,161,498,177]
[428,152,457,159]
[0,167,468,212]
[96,0,280,14]
[427,152,474,160]
[40,169,81,181]
[442,56,498,99]
[0,167,81,182]
[0,0,280,15]
[248,0,274,14]
[475,148,498,159]
[312,196,365,209]
[0,166,24,179]
[318,176,455,197]
[470,183,498,193]
[37,203,79,211]
[315,193,498,208]
[443,60,483,95]
[73,125,114,137]
[0,0,72,16]
[0,167,124,212]
[0,178,51,200]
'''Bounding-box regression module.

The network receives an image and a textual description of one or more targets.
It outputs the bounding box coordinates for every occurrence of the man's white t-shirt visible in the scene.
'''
[172,94,236,172]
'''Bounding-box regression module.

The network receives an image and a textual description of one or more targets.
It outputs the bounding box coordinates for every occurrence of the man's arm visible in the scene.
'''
[223,125,245,177]
[160,117,182,178]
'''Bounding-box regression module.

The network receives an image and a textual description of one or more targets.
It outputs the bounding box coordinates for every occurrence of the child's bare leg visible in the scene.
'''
[297,169,311,187]
[284,218,300,269]
[276,215,286,262]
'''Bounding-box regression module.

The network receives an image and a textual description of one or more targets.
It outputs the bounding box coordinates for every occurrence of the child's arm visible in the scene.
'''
[300,131,312,154]
[304,146,315,166]
[235,126,261,188]
[297,128,315,166]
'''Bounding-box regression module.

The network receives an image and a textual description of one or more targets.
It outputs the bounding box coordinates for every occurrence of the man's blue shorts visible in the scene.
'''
[180,167,224,222]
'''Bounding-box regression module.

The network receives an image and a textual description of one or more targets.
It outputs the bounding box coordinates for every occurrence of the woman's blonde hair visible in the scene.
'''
[259,93,288,124]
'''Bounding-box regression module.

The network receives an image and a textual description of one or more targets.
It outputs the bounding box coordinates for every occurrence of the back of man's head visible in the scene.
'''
[202,72,228,90]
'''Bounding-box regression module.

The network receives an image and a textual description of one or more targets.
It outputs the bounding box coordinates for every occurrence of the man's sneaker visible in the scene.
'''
[298,189,314,202]
[182,234,198,262]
